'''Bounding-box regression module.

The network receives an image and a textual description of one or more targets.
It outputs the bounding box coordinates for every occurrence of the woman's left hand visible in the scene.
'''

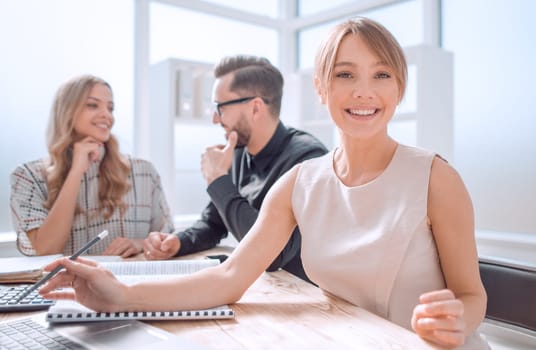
[103,237,143,258]
[411,289,466,348]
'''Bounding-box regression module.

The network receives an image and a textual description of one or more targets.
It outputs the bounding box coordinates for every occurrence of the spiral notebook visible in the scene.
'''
[46,259,235,324]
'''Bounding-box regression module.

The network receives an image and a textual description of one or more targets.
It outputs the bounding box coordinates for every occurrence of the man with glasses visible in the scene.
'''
[143,55,327,282]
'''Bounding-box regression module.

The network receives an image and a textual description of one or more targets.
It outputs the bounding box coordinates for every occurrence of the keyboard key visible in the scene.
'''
[0,285,56,312]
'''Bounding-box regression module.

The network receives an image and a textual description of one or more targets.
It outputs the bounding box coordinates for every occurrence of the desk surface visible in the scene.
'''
[1,247,439,349]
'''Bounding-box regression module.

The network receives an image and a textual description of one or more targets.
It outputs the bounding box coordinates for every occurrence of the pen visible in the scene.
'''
[15,230,109,302]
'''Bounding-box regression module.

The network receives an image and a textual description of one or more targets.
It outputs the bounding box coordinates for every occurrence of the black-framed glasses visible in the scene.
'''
[213,96,257,116]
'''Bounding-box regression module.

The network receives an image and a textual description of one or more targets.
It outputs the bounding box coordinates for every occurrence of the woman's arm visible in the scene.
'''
[41,165,301,312]
[412,156,486,347]
[27,138,102,255]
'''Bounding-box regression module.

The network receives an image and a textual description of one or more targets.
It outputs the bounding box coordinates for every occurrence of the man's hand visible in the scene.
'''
[143,232,180,260]
[411,289,466,348]
[201,131,237,185]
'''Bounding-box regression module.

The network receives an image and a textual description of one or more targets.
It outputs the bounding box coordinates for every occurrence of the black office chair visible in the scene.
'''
[479,259,536,331]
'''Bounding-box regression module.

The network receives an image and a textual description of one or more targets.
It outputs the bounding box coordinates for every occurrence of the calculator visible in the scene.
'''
[0,284,55,312]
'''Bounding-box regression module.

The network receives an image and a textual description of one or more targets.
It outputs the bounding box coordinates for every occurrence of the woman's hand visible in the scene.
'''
[103,237,143,258]
[411,289,466,348]
[39,257,129,312]
[70,137,102,175]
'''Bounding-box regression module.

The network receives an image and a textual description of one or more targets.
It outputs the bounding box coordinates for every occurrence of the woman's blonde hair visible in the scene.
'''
[44,74,130,219]
[314,17,407,100]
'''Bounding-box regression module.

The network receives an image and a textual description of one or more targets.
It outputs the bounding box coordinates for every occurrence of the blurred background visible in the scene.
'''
[1,0,534,251]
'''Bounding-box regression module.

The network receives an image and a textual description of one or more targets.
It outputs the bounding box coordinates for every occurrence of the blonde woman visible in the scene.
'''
[10,75,173,257]
[41,19,488,349]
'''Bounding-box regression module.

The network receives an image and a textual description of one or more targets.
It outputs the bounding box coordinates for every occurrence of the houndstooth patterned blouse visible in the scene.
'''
[10,156,174,256]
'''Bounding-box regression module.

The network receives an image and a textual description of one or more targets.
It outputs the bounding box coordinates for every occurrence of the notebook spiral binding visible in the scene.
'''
[46,308,234,323]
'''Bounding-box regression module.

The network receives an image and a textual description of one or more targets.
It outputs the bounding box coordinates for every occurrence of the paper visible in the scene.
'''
[101,259,218,275]
[0,255,62,283]
[100,259,219,285]
[84,255,122,263]
[0,255,63,274]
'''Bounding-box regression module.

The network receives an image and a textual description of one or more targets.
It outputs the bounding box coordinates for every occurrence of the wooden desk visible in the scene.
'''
[1,247,439,349]
[155,246,439,349]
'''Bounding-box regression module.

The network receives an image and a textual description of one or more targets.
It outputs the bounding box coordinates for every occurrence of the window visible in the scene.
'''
[298,0,358,17]
[202,0,279,18]
[150,2,278,65]
[298,0,423,70]
[442,0,536,233]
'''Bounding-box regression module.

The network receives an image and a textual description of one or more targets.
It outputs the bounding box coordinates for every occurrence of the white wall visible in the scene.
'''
[443,0,536,234]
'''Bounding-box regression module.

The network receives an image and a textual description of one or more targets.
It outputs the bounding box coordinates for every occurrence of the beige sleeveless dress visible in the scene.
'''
[292,144,488,349]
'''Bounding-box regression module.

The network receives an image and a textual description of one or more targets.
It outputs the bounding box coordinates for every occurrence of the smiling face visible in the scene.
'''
[321,33,401,141]
[73,83,114,143]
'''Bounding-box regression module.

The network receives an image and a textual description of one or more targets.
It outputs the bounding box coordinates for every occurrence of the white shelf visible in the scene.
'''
[149,58,215,213]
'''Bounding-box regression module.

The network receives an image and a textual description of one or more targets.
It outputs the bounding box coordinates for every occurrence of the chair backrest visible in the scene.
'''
[479,260,536,331]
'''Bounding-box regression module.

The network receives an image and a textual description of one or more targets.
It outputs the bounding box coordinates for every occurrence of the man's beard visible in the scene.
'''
[230,114,251,148]
[234,132,248,148]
